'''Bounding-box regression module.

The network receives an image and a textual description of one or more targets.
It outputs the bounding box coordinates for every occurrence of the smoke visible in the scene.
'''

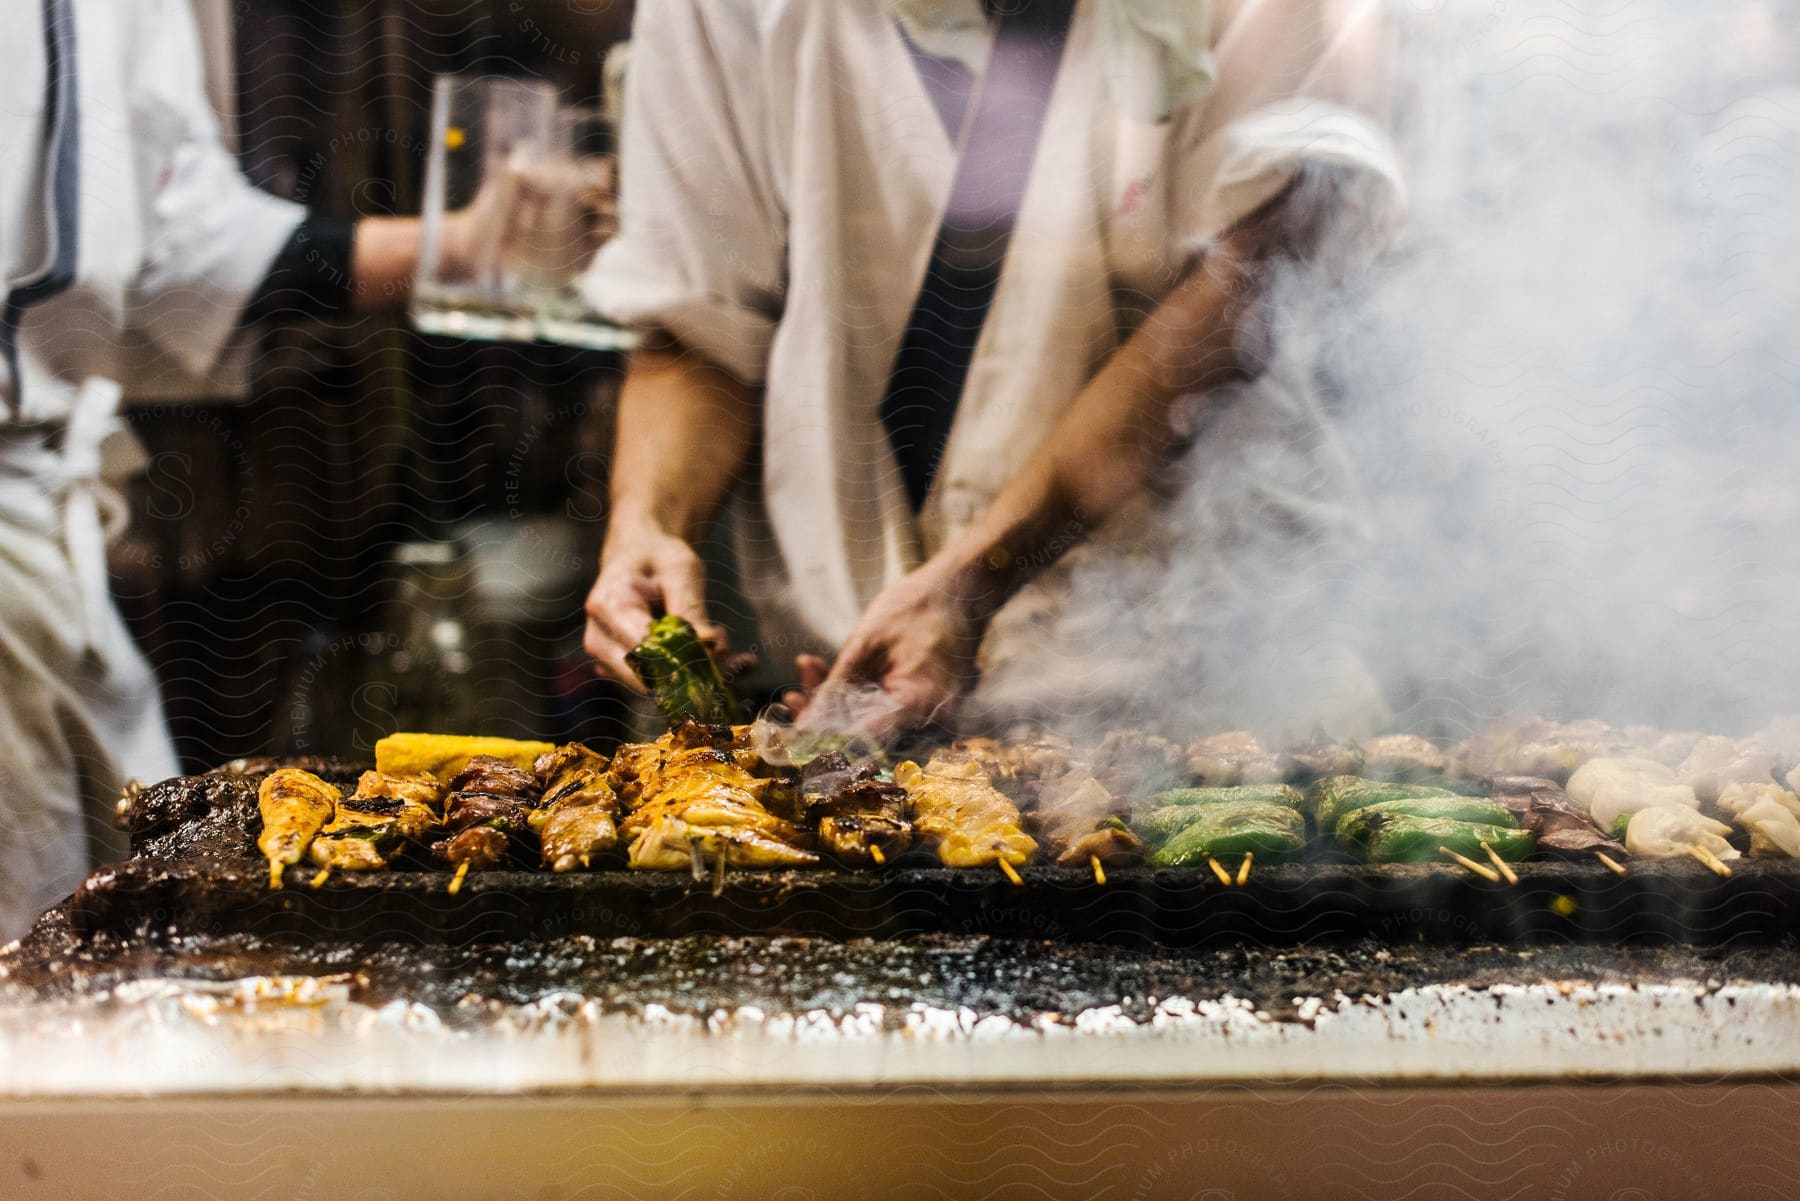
[979,0,1800,742]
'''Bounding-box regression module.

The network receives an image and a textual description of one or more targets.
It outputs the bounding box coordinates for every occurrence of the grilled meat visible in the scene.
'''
[620,726,816,871]
[893,754,1035,870]
[1716,782,1800,858]
[1281,733,1365,782]
[1677,736,1777,805]
[1358,734,1448,782]
[1031,774,1141,867]
[1565,756,1698,833]
[1084,730,1188,800]
[309,770,443,872]
[1184,731,1284,787]
[431,755,542,872]
[257,768,340,884]
[800,753,911,867]
[531,744,621,872]
[1624,807,1739,863]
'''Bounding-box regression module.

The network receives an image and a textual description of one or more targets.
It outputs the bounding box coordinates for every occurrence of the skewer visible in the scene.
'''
[998,858,1024,886]
[1091,855,1107,886]
[711,844,729,897]
[269,860,285,889]
[1440,845,1502,884]
[1687,844,1733,878]
[869,844,886,866]
[1595,851,1627,876]
[1206,856,1233,887]
[1235,852,1254,887]
[1480,841,1519,885]
[309,866,332,889]
[447,860,471,896]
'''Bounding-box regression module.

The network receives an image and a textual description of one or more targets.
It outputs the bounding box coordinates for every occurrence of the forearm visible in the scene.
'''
[348,216,424,311]
[606,341,760,544]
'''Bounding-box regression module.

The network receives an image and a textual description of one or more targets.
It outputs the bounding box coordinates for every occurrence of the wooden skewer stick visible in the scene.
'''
[869,843,886,866]
[712,845,729,897]
[447,860,472,896]
[998,858,1024,886]
[1595,851,1628,876]
[1091,855,1107,886]
[1688,843,1733,878]
[1236,852,1254,887]
[1207,856,1234,887]
[1480,841,1519,885]
[1440,845,1503,884]
[269,860,285,889]
[309,866,332,889]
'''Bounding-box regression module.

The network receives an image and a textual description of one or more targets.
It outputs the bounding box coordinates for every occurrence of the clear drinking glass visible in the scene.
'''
[532,105,637,351]
[412,75,558,342]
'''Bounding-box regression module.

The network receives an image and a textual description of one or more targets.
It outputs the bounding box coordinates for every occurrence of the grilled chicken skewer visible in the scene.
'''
[432,755,543,891]
[800,752,912,867]
[308,771,443,874]
[530,744,622,872]
[1030,773,1142,872]
[257,768,340,887]
[893,753,1036,879]
[622,723,818,872]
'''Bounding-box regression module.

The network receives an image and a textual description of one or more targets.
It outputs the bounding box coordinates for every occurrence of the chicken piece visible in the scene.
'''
[1676,736,1776,805]
[607,741,669,808]
[431,757,541,873]
[308,770,444,872]
[257,768,340,884]
[1734,797,1800,858]
[531,744,621,872]
[1086,730,1188,799]
[1358,734,1448,782]
[627,815,820,871]
[623,748,793,837]
[1457,719,1621,783]
[895,755,1036,869]
[801,753,912,867]
[1624,807,1739,862]
[1033,774,1142,867]
[1566,756,1698,833]
[1185,731,1284,787]
[1281,733,1365,782]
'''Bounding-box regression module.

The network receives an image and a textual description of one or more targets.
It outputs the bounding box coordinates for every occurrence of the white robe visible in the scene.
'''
[0,0,304,939]
[587,0,1404,718]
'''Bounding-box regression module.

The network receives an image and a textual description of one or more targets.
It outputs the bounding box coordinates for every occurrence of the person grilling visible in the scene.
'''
[581,0,1405,737]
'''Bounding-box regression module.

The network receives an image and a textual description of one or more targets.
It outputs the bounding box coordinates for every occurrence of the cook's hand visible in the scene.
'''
[802,564,981,739]
[583,527,722,688]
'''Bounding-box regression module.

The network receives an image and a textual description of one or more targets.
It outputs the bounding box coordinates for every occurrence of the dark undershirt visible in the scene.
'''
[240,214,356,326]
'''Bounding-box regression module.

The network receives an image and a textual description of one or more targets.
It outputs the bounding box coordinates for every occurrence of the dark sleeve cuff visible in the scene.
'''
[240,215,356,325]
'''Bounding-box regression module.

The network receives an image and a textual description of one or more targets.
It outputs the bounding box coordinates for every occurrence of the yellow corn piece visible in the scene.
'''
[374,733,555,781]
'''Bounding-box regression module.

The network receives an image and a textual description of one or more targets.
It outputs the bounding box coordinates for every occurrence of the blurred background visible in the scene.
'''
[109,0,641,770]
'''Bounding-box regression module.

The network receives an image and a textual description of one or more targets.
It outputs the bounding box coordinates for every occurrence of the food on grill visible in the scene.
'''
[257,768,341,886]
[374,732,555,780]
[1715,782,1800,858]
[1333,796,1517,847]
[1084,730,1188,799]
[622,725,818,872]
[1624,807,1739,866]
[1184,731,1284,786]
[1305,776,1457,835]
[1452,719,1622,783]
[1676,736,1777,805]
[1358,734,1448,782]
[1360,815,1533,864]
[530,744,621,872]
[1031,774,1142,869]
[432,755,544,885]
[894,754,1036,875]
[626,614,747,725]
[309,771,444,872]
[1137,786,1305,867]
[1488,777,1625,858]
[1566,757,1699,832]
[800,752,912,867]
[1281,733,1365,781]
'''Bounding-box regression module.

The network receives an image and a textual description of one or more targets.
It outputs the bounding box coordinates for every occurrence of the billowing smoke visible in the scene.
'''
[976,0,1800,743]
